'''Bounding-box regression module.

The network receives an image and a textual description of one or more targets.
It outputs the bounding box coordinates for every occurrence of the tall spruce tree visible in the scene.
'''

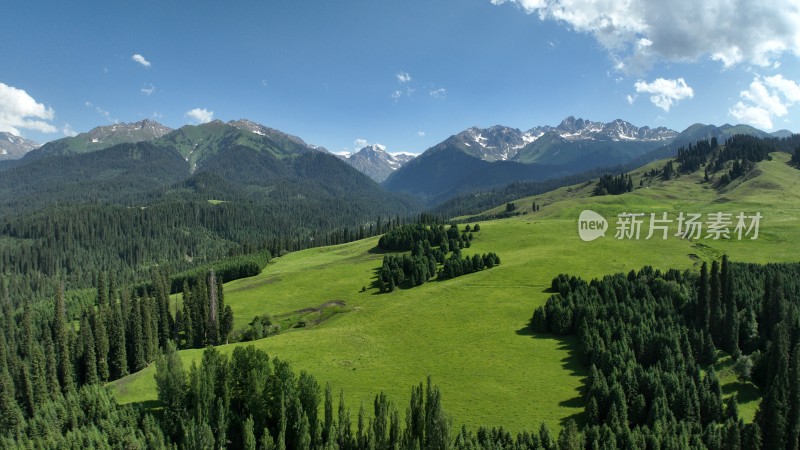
[53,287,74,393]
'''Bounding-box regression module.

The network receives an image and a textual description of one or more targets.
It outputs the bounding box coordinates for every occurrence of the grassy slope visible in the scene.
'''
[111,153,799,432]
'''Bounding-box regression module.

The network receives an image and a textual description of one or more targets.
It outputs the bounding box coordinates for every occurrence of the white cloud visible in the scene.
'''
[626,94,637,105]
[396,72,412,83]
[352,138,386,152]
[490,0,800,71]
[132,54,151,67]
[729,74,800,130]
[429,88,447,99]
[85,101,116,123]
[417,131,425,137]
[261,79,268,87]
[186,107,214,124]
[391,90,402,101]
[632,78,694,111]
[62,123,77,137]
[141,84,155,96]
[0,82,57,135]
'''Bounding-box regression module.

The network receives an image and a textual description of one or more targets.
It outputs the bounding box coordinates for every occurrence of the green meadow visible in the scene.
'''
[111,153,800,432]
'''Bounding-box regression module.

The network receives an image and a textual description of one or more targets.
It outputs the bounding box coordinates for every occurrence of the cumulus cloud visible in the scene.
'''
[0,82,57,135]
[429,88,447,99]
[396,72,412,83]
[62,123,77,137]
[141,84,155,96]
[490,0,800,71]
[417,131,426,137]
[186,107,214,124]
[729,74,800,129]
[631,78,694,111]
[132,54,151,67]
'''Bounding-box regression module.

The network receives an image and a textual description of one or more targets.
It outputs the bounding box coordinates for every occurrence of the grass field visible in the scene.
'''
[111,153,800,432]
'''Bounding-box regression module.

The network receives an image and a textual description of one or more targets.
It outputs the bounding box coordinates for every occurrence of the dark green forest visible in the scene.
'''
[533,259,800,449]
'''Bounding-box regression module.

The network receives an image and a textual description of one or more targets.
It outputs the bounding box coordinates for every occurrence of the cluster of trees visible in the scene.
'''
[378,223,466,253]
[375,223,499,292]
[531,258,800,449]
[675,138,718,174]
[593,174,633,196]
[178,271,234,348]
[661,134,800,185]
[0,267,232,440]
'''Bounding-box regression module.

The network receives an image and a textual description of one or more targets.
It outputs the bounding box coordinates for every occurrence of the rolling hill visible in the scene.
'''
[110,150,800,432]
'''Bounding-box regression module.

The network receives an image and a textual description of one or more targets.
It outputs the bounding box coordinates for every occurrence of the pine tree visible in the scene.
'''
[155,340,186,441]
[697,262,710,331]
[108,300,128,379]
[208,271,220,345]
[181,281,194,349]
[323,383,334,445]
[260,427,277,450]
[97,271,107,307]
[709,260,724,345]
[0,354,23,437]
[787,341,800,450]
[154,271,172,350]
[127,294,145,372]
[92,307,110,382]
[79,314,98,385]
[757,323,790,449]
[243,415,257,450]
[338,390,353,450]
[557,419,582,450]
[53,287,74,393]
[140,295,156,363]
[43,331,60,398]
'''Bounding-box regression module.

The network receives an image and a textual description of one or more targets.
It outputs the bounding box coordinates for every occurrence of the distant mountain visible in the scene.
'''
[437,117,678,164]
[339,145,416,182]
[26,119,172,161]
[0,120,419,224]
[0,132,39,160]
[383,116,678,205]
[153,120,322,172]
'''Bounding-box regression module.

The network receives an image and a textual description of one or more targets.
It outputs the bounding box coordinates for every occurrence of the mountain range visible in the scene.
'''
[337,145,416,182]
[1,116,794,209]
[381,116,794,204]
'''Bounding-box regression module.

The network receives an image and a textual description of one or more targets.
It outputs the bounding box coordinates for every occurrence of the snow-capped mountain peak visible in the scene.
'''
[0,131,40,160]
[342,144,416,182]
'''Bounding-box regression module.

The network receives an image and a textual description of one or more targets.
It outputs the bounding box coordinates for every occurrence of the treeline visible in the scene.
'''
[0,205,411,308]
[376,223,499,292]
[4,342,583,449]
[532,259,800,449]
[430,166,632,219]
[593,173,633,196]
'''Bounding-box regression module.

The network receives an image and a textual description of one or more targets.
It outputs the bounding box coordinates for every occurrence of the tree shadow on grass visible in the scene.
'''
[722,380,760,405]
[516,325,588,428]
[129,399,162,417]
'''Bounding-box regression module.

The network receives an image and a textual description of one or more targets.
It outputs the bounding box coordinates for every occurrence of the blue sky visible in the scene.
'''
[2,0,799,153]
